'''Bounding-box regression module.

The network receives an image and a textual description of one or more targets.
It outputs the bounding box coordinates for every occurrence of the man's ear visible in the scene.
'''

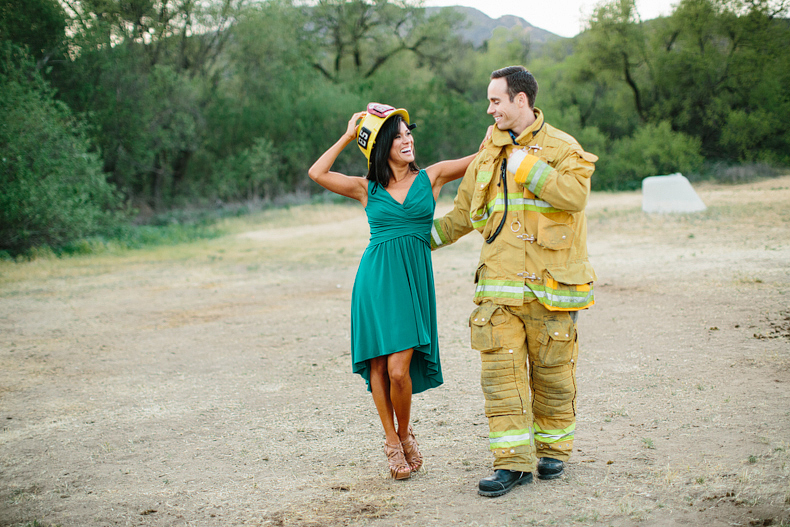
[517,92,528,108]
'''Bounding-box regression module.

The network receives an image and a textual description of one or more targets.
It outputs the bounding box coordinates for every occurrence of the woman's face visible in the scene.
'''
[388,120,415,166]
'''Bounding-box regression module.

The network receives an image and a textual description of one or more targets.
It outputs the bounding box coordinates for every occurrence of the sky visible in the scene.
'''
[423,0,678,38]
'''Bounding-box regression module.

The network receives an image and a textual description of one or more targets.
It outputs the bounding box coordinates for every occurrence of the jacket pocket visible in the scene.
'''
[540,144,559,165]
[545,261,597,285]
[540,264,596,312]
[537,215,574,250]
[474,263,485,284]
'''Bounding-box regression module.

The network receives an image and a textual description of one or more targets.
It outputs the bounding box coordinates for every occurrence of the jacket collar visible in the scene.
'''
[490,108,545,148]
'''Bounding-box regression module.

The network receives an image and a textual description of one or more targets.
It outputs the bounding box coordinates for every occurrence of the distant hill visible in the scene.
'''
[426,6,567,48]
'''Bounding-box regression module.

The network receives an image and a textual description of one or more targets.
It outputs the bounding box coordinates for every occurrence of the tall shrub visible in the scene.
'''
[0,44,122,254]
[594,121,704,190]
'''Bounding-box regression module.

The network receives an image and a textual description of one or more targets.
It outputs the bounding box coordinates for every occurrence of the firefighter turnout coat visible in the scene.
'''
[431,108,598,309]
[431,108,598,470]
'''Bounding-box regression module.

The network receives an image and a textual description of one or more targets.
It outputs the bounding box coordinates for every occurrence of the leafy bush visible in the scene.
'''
[0,43,124,255]
[720,109,780,163]
[210,137,282,202]
[593,121,704,190]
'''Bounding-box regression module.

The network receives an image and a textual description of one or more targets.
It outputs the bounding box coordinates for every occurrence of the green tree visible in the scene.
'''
[578,0,654,123]
[192,0,363,200]
[52,0,244,209]
[61,0,241,74]
[0,0,66,65]
[0,44,122,254]
[575,0,790,162]
[194,0,483,200]
[306,0,465,82]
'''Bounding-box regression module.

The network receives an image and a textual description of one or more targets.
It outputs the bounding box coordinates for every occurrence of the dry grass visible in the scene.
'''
[1,177,789,527]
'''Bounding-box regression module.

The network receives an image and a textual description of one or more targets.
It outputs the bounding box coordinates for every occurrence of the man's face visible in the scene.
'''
[487,77,527,132]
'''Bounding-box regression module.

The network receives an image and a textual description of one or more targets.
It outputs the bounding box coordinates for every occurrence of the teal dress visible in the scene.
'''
[350,170,443,394]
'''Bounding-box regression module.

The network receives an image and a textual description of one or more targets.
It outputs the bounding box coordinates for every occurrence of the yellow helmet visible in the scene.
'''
[356,102,411,168]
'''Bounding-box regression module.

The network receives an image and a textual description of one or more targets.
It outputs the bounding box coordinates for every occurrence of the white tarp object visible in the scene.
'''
[641,173,706,213]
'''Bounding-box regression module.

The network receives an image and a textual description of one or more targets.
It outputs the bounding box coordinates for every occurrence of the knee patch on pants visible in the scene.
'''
[480,346,528,416]
[532,364,575,418]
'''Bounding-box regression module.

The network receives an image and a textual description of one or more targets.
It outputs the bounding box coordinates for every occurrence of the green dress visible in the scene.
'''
[350,170,443,394]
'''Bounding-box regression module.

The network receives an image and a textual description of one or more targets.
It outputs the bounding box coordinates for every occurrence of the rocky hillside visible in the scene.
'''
[426,5,567,48]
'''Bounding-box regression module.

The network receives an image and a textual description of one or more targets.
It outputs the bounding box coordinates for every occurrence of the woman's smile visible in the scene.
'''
[390,121,415,163]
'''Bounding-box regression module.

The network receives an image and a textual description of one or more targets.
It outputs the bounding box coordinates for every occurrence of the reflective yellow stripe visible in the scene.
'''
[476,170,494,183]
[524,159,552,196]
[475,279,594,310]
[430,219,449,248]
[489,428,534,449]
[528,280,594,311]
[470,192,561,228]
[534,423,575,444]
[475,279,531,301]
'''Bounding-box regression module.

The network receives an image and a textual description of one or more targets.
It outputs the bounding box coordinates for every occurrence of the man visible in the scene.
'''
[431,66,598,497]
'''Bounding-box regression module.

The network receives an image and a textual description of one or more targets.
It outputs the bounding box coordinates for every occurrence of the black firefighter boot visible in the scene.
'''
[478,470,533,497]
[537,457,565,480]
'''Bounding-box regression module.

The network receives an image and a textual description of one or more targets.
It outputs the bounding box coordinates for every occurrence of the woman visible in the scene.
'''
[308,103,474,480]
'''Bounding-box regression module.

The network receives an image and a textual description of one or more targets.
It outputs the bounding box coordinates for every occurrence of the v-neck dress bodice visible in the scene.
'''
[350,170,443,394]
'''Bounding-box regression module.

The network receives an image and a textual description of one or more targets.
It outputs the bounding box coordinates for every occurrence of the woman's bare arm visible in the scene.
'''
[425,154,477,200]
[308,111,369,205]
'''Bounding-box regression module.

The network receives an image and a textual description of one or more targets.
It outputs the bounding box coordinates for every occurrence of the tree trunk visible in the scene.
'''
[170,150,192,197]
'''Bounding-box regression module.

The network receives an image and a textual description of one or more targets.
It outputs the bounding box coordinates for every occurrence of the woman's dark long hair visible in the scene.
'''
[366,115,419,189]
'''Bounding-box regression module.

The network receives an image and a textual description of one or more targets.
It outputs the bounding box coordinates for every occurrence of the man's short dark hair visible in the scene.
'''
[491,66,538,108]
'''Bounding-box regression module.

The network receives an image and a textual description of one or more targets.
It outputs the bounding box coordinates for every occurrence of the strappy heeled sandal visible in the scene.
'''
[385,441,411,480]
[401,425,423,473]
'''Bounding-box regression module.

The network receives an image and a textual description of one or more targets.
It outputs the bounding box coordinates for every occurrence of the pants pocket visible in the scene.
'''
[469,303,506,352]
[536,315,576,367]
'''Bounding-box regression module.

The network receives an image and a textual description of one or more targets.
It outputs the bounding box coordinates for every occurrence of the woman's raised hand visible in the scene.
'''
[345,111,367,142]
[308,110,370,205]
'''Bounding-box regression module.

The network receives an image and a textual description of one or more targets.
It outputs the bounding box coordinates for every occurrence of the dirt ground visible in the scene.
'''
[1,176,789,527]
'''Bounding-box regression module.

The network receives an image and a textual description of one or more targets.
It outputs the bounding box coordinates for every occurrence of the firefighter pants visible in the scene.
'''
[469,300,579,472]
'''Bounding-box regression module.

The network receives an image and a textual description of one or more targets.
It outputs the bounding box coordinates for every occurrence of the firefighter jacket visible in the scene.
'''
[431,108,599,311]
